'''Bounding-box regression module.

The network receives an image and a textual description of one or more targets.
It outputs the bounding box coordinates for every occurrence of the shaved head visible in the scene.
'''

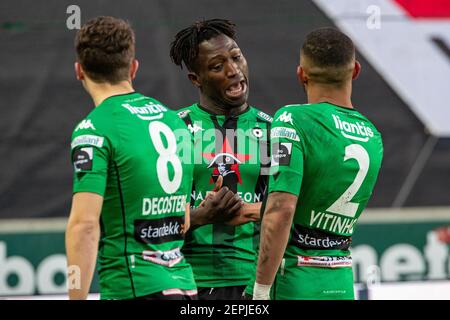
[300,28,355,86]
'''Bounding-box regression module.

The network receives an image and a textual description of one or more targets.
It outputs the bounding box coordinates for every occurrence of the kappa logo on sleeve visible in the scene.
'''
[75,119,96,131]
[72,147,93,172]
[271,142,292,166]
[276,111,293,125]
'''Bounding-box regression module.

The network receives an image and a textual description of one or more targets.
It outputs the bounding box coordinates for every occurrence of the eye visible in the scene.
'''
[211,64,223,71]
[233,55,241,61]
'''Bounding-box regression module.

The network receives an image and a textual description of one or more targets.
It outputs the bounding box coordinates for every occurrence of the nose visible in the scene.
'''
[225,60,240,78]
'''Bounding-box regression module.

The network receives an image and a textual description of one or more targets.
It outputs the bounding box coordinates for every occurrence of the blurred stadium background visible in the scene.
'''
[0,0,449,299]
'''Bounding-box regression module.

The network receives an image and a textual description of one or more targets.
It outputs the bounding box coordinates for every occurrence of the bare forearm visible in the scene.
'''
[66,220,99,299]
[255,192,297,286]
[256,209,292,285]
[242,202,262,220]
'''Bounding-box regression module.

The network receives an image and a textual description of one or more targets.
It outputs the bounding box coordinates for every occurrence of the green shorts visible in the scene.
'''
[271,257,355,300]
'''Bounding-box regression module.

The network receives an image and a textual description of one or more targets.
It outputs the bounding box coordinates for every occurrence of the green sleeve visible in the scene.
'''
[268,108,304,196]
[71,120,112,196]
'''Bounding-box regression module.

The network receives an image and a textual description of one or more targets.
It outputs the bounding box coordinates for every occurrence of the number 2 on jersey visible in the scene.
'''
[327,144,370,218]
[148,121,182,194]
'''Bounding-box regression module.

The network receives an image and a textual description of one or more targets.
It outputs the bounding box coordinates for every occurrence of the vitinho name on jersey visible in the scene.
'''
[191,191,263,203]
[122,102,168,120]
[332,114,374,142]
[142,195,187,215]
[310,210,357,234]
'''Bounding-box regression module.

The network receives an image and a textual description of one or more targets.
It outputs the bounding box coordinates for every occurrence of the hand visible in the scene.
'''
[199,175,223,207]
[193,176,244,225]
[226,202,261,226]
[180,203,190,235]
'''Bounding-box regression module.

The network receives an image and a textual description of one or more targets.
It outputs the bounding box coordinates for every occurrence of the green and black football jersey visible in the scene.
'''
[177,103,272,287]
[71,92,196,299]
[269,102,383,260]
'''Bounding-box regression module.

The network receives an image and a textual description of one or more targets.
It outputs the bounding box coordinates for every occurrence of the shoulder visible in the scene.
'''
[163,109,190,129]
[274,104,312,116]
[273,104,300,123]
[72,107,109,136]
[251,107,273,123]
[70,107,115,150]
[176,104,197,120]
[273,103,325,124]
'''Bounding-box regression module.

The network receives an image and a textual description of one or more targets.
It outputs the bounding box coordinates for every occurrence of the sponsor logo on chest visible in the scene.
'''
[332,114,374,142]
[135,216,184,244]
[122,102,167,120]
[191,191,263,203]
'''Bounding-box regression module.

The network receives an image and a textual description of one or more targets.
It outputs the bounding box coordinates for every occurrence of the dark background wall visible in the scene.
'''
[0,0,446,218]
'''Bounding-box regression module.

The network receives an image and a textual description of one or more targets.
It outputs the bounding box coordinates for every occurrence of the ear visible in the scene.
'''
[74,62,84,81]
[352,60,361,80]
[297,65,308,86]
[188,72,201,88]
[130,59,139,80]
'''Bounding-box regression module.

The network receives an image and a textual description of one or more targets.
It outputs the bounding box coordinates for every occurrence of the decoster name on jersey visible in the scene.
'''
[142,195,187,215]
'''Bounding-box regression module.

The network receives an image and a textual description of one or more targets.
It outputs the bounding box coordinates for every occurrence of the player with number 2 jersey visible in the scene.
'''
[268,102,382,299]
[254,28,383,300]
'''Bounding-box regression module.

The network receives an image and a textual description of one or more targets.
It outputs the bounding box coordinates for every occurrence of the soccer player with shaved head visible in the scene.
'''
[254,27,383,300]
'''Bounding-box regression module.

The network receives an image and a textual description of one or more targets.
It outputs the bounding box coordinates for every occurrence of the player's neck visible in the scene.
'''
[306,82,353,109]
[199,95,248,116]
[85,80,135,107]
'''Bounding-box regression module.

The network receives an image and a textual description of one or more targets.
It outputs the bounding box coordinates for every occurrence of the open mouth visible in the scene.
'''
[225,80,247,99]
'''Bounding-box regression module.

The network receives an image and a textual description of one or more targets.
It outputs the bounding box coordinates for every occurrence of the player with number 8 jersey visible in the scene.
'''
[71,92,197,299]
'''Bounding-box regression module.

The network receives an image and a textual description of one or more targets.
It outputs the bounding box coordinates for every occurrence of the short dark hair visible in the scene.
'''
[169,19,236,71]
[75,16,135,83]
[301,27,355,85]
